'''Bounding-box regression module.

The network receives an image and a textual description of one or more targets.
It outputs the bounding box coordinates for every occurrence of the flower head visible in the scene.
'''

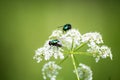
[48,29,82,50]
[49,30,63,39]
[82,32,103,45]
[87,45,112,62]
[73,63,92,80]
[61,29,82,49]
[34,24,113,80]
[33,40,64,63]
[42,61,62,80]
[81,32,112,62]
[33,47,44,63]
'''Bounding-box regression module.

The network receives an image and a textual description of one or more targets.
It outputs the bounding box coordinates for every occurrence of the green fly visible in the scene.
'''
[58,24,72,32]
[49,39,62,47]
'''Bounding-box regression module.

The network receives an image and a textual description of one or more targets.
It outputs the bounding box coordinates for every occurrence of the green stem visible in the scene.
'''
[74,42,87,52]
[71,54,80,80]
[73,52,92,56]
[58,54,69,65]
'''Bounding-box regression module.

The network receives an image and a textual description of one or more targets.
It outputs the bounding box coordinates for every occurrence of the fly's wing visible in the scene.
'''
[57,41,62,47]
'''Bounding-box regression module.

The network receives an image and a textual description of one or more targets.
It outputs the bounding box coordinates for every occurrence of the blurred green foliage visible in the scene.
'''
[0,0,120,80]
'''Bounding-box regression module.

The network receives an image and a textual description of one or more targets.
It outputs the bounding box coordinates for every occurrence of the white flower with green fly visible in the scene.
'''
[33,40,64,63]
[33,24,112,80]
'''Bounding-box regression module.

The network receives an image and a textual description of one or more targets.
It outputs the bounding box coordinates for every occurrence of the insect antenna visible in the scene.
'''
[58,26,63,28]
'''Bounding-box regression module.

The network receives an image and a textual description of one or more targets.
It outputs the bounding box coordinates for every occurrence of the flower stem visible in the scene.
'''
[74,42,87,52]
[58,54,69,65]
[71,54,80,80]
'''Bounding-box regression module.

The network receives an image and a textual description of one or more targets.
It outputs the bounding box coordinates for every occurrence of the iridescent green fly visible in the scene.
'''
[49,39,62,47]
[63,24,72,31]
[59,24,72,32]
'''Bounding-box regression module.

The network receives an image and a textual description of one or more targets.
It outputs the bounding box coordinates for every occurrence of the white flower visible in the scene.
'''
[82,32,103,45]
[73,63,92,80]
[61,36,73,49]
[61,29,82,49]
[49,30,63,39]
[87,45,112,62]
[33,47,44,63]
[34,25,113,80]
[33,40,64,63]
[99,45,112,59]
[42,61,62,80]
[82,32,112,62]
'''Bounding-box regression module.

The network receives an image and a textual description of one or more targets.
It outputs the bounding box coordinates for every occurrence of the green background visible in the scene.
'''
[0,0,120,80]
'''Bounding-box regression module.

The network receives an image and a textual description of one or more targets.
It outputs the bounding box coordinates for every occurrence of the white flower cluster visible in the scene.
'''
[82,32,112,62]
[81,32,103,44]
[61,29,82,49]
[49,30,63,39]
[34,25,113,80]
[33,40,64,63]
[42,61,61,80]
[49,29,82,49]
[34,27,112,62]
[87,45,112,62]
[73,63,92,80]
